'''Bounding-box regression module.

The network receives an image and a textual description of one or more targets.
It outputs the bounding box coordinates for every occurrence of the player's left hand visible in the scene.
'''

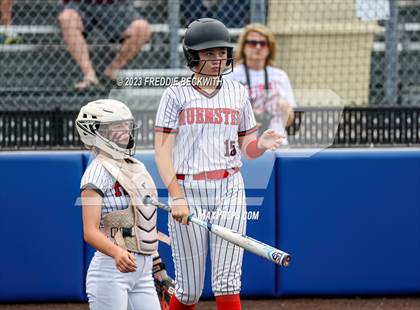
[258,129,283,151]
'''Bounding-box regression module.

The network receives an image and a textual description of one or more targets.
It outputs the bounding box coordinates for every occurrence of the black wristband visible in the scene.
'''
[153,262,166,274]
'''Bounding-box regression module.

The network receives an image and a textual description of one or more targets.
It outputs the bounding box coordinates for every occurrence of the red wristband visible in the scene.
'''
[246,138,266,158]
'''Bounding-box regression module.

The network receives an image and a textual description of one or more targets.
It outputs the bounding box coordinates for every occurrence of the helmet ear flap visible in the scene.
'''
[183,45,199,68]
[226,47,233,66]
[127,135,135,148]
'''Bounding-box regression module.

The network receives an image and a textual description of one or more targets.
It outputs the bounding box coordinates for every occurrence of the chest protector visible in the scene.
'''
[97,154,158,255]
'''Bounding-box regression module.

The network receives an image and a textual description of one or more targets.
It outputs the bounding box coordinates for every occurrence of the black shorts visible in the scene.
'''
[58,0,143,42]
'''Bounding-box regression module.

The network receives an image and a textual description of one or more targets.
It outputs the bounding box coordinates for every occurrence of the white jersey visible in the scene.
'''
[80,158,129,228]
[81,157,160,310]
[227,64,296,141]
[155,78,257,174]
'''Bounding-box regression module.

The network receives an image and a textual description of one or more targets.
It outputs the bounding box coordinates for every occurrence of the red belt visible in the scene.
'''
[176,167,239,181]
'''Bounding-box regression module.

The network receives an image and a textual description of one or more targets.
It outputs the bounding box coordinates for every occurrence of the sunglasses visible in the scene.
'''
[245,40,269,48]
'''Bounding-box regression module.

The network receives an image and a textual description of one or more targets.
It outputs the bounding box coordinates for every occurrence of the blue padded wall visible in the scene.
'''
[276,149,420,296]
[240,152,277,297]
[0,152,85,302]
[2,149,419,302]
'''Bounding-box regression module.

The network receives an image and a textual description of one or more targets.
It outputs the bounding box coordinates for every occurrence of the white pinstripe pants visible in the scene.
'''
[169,172,247,305]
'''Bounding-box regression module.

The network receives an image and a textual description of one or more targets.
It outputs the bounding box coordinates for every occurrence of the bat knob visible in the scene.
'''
[282,254,291,267]
[142,195,153,205]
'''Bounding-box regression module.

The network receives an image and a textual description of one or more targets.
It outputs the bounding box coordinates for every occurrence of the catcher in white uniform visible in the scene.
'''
[154,18,283,310]
[76,99,173,310]
[228,23,296,144]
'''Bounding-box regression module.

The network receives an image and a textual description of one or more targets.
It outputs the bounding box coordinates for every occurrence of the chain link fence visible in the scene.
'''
[0,0,419,109]
[2,1,420,149]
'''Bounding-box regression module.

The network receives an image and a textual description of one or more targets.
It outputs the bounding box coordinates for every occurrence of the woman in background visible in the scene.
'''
[229,23,296,144]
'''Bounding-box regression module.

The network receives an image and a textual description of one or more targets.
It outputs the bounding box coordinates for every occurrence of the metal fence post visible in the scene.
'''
[169,0,180,68]
[250,0,266,24]
[384,0,399,105]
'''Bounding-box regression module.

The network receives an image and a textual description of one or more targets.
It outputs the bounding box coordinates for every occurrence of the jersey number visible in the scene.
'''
[224,140,237,157]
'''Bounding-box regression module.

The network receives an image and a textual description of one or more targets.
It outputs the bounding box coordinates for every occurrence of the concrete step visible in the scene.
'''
[0,24,173,47]
[399,4,420,23]
[0,45,183,89]
[0,24,241,46]
[9,0,169,26]
[0,88,165,111]
[10,0,59,26]
[0,89,111,110]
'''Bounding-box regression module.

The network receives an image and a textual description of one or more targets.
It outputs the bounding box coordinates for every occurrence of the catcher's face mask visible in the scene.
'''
[97,119,140,150]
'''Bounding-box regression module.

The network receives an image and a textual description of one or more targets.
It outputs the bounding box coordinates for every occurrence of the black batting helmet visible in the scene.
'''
[183,18,235,70]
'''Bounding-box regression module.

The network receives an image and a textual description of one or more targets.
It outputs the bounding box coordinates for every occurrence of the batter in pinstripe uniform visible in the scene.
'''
[154,19,283,310]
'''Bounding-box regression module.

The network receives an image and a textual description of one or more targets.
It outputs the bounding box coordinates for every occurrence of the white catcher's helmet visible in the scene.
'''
[76,99,139,159]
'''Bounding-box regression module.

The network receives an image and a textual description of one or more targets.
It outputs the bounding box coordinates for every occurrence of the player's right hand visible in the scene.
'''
[114,248,137,273]
[171,197,190,225]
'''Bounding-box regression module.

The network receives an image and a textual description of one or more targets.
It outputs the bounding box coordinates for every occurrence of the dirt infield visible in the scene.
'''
[1,297,420,310]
